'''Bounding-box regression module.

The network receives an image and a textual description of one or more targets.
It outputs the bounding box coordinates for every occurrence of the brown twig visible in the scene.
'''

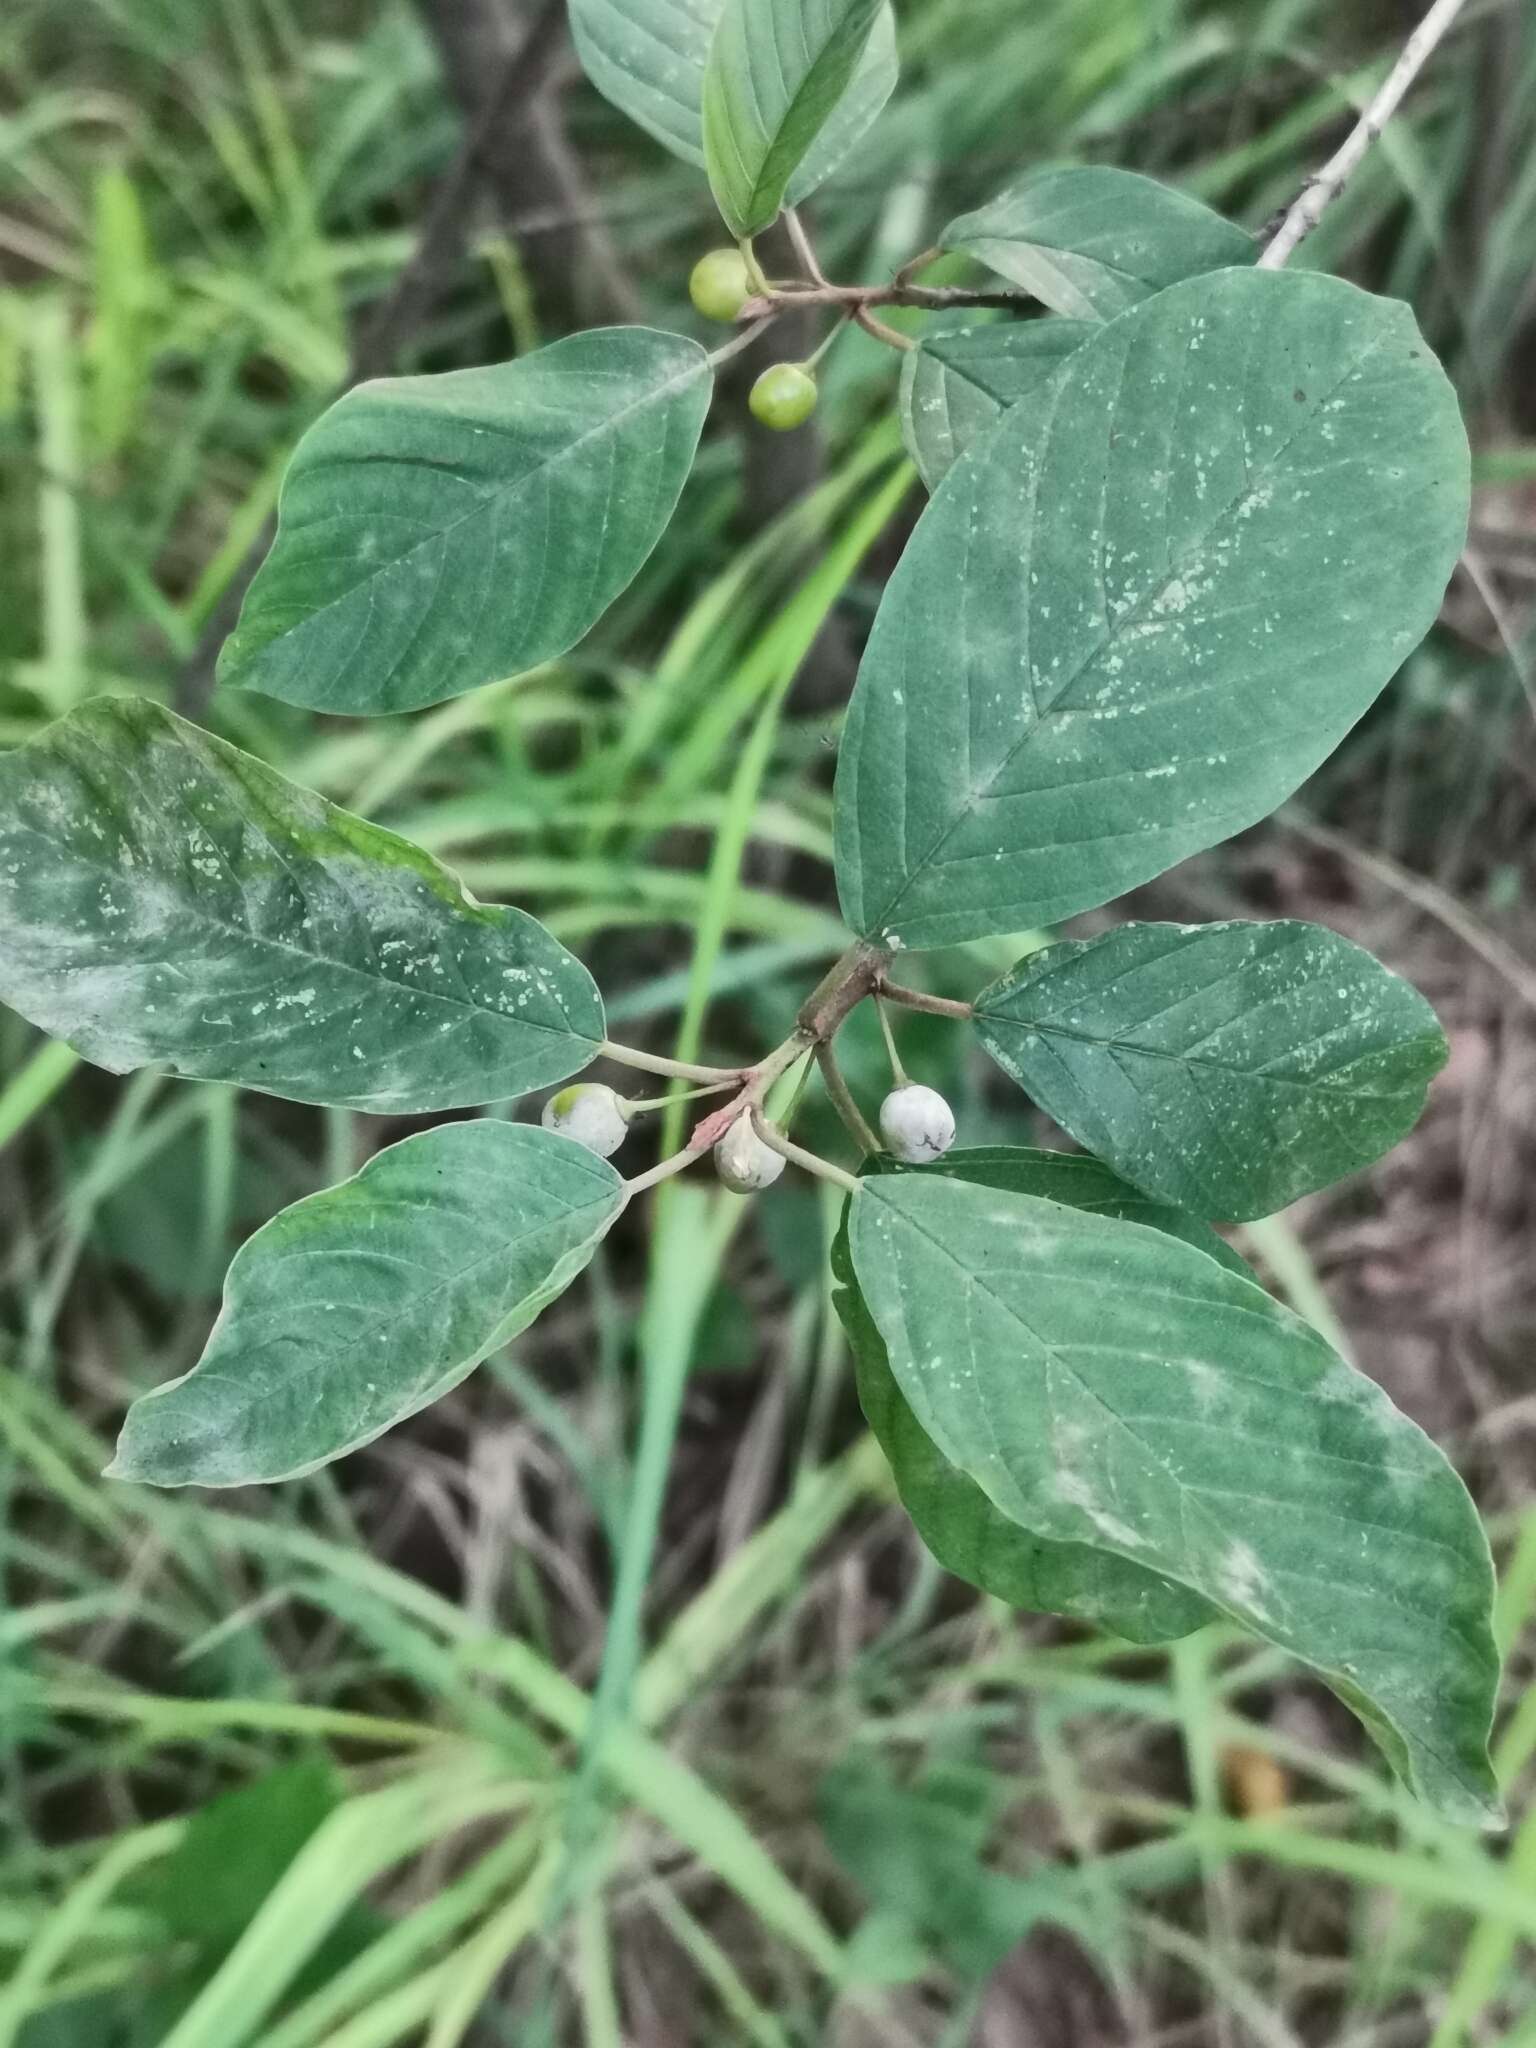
[876,979,974,1021]
[684,1034,813,1155]
[853,305,916,353]
[624,938,985,1195]
[1259,0,1473,269]
[742,279,1033,319]
[814,1042,880,1156]
[797,943,890,1041]
[893,244,942,289]
[626,948,892,1194]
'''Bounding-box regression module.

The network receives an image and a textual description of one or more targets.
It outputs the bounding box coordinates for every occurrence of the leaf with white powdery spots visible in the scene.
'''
[703,0,888,237]
[109,1122,625,1486]
[0,697,603,1113]
[219,328,713,714]
[834,1148,1236,1643]
[568,0,896,204]
[834,268,1471,951]
[899,319,1095,490]
[941,165,1255,321]
[848,1172,1500,1825]
[974,921,1448,1221]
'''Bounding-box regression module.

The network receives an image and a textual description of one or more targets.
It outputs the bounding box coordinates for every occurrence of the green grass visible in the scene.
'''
[2,0,1535,2041]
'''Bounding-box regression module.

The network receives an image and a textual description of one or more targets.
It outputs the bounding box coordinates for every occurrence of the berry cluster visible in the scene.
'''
[543,1076,955,1189]
[690,248,820,432]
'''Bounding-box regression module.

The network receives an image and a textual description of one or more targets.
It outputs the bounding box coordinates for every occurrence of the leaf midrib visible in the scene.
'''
[7,730,597,1051]
[949,179,1251,299]
[709,0,877,227]
[925,334,1070,407]
[868,316,1390,936]
[870,1187,1484,1793]
[978,1005,1432,1096]
[146,1178,621,1483]
[955,224,1157,299]
[748,4,869,221]
[236,342,708,669]
[219,1184,620,1412]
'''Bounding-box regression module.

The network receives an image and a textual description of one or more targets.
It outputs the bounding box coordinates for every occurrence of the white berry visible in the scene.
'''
[541,1083,630,1158]
[879,1084,956,1164]
[714,1114,786,1193]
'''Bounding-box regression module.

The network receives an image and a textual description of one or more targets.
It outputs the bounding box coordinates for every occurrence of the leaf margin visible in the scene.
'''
[847,1170,1502,1826]
[218,327,714,717]
[973,919,1450,1221]
[833,1146,1230,1644]
[107,1120,627,1489]
[0,695,606,1114]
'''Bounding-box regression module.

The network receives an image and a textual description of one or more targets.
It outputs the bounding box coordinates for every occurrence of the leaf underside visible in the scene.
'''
[569,0,897,207]
[703,0,889,237]
[835,267,1471,951]
[109,1122,625,1487]
[941,164,1257,321]
[899,318,1095,490]
[834,1147,1243,1644]
[848,1172,1500,1824]
[975,921,1449,1221]
[219,328,713,715]
[0,698,603,1112]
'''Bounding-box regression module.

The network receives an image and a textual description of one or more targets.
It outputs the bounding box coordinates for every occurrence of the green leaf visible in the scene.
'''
[702,0,888,238]
[819,1753,1107,1982]
[833,1147,1226,1644]
[0,698,603,1113]
[135,1760,343,1951]
[975,921,1448,1222]
[899,318,1094,490]
[93,1124,287,1298]
[940,165,1256,320]
[835,268,1471,951]
[124,1760,385,2034]
[108,1121,625,1487]
[219,328,713,714]
[569,0,896,207]
[17,1995,139,2048]
[867,1148,1259,1275]
[848,1172,1501,1824]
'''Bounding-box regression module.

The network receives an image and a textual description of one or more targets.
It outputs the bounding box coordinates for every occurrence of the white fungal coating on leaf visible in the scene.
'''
[879,1084,956,1163]
[715,1114,786,1193]
[542,1083,630,1159]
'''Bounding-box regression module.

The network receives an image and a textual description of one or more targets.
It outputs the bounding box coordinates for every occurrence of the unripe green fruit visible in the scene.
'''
[690,248,753,324]
[542,1083,630,1159]
[750,363,818,432]
[879,1083,956,1164]
[714,1114,786,1194]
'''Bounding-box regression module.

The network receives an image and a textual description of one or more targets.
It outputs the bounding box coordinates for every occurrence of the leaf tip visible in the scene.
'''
[1433,1771,1506,1834]
[109,1394,232,1490]
[1475,1793,1509,1835]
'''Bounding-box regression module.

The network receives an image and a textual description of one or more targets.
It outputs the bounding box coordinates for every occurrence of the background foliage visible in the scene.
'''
[1,0,1534,2042]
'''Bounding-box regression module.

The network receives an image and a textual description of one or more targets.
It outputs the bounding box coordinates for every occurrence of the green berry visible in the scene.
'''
[750,363,818,432]
[690,248,752,324]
